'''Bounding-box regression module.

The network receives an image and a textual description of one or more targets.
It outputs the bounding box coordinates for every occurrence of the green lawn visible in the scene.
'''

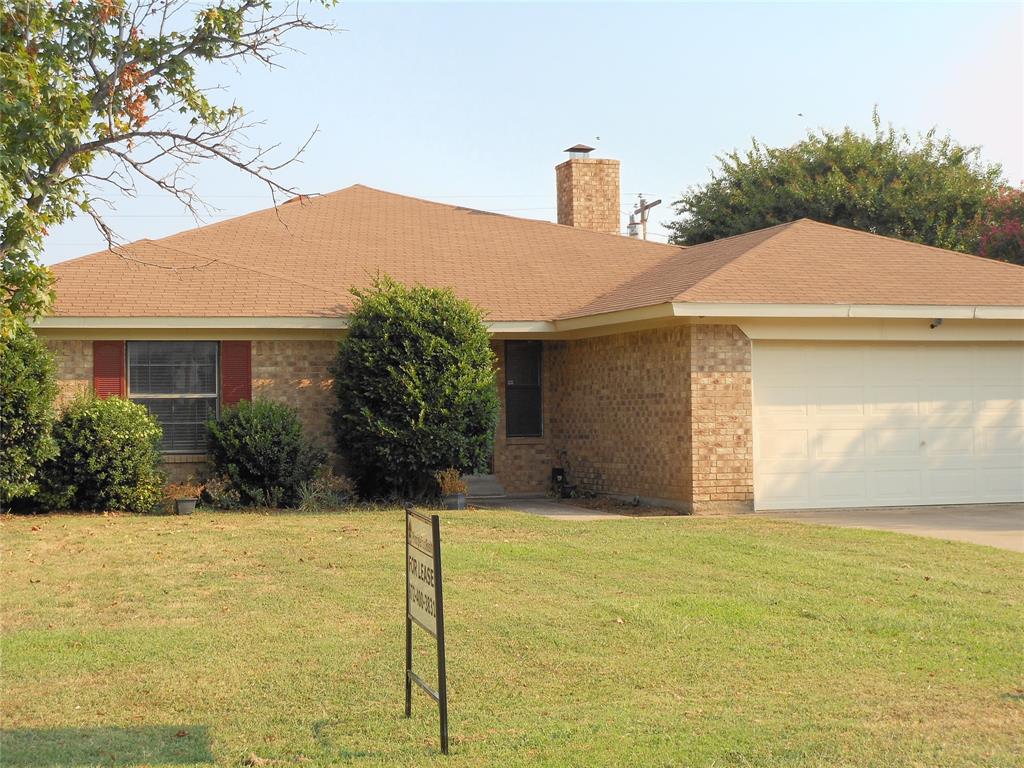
[2,508,1022,767]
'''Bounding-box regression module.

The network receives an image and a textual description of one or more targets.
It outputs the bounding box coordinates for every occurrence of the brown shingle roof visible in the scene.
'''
[51,185,682,320]
[50,186,1023,321]
[566,219,1024,317]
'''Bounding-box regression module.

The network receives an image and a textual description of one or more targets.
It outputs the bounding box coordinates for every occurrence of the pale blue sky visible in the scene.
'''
[45,1,1024,264]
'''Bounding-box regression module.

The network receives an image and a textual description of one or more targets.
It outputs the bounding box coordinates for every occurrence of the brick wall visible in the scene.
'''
[43,329,755,510]
[688,325,754,512]
[491,325,755,511]
[44,339,91,408]
[252,340,337,451]
[43,338,339,471]
[555,158,621,236]
[491,341,553,494]
[545,327,692,503]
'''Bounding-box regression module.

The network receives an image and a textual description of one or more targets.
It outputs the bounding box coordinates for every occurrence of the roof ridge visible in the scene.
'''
[147,186,356,245]
[556,221,816,319]
[52,184,685,269]
[142,239,344,299]
[50,192,346,268]
[802,218,1024,271]
[674,220,805,302]
[350,184,686,251]
[677,218,803,247]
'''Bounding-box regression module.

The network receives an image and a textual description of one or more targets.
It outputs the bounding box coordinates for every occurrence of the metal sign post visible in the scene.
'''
[404,504,449,754]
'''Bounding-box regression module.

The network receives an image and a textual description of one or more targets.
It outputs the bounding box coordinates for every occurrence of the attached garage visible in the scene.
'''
[752,341,1024,510]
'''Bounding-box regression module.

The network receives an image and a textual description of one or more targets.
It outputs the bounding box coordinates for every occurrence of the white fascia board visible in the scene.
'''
[32,316,348,330]
[975,306,1024,320]
[488,321,558,334]
[846,305,974,319]
[32,304,1024,334]
[671,302,849,318]
[37,315,561,336]
[554,303,676,332]
[672,302,1023,320]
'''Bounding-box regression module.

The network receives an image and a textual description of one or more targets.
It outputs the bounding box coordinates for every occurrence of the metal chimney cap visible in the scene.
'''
[564,144,595,155]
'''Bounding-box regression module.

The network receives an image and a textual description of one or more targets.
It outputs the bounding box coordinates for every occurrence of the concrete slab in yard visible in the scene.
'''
[759,503,1024,553]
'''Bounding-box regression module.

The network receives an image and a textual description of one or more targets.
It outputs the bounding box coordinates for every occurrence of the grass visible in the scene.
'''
[2,508,1022,767]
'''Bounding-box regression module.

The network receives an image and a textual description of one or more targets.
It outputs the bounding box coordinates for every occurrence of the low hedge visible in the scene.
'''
[207,399,325,508]
[41,394,164,513]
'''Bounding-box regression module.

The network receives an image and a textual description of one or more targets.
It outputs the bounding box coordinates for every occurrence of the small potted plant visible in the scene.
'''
[165,481,203,515]
[435,468,468,510]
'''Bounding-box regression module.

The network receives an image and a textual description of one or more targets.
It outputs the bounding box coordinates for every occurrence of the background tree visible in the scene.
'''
[972,185,1024,266]
[0,326,58,508]
[1,0,333,336]
[332,277,500,500]
[667,113,1004,254]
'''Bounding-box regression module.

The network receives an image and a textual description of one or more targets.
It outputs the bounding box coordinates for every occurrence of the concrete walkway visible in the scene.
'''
[759,503,1024,553]
[472,498,630,521]
[477,497,1024,553]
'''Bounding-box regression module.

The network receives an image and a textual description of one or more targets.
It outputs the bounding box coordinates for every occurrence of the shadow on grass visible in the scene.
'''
[0,725,213,767]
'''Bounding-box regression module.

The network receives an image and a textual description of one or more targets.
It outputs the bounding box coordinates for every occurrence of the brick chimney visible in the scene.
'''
[555,144,621,236]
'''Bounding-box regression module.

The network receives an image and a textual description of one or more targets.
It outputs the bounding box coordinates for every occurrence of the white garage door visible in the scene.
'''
[752,342,1024,510]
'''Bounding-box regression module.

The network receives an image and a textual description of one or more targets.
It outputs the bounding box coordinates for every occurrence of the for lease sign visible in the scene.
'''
[406,511,437,637]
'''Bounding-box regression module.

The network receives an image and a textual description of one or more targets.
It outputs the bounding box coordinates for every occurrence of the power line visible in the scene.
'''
[124,191,656,199]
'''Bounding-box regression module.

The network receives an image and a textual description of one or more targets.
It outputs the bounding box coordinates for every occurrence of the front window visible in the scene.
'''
[127,341,218,452]
[505,341,542,437]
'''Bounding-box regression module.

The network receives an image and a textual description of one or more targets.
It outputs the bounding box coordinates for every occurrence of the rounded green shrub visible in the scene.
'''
[207,399,325,508]
[41,394,164,513]
[332,276,499,499]
[0,325,59,508]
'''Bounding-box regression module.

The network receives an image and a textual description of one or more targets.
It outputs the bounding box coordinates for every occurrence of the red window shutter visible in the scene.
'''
[93,341,126,398]
[221,341,252,406]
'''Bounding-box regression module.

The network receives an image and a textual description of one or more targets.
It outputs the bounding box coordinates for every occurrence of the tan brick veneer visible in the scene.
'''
[44,339,91,408]
[491,324,754,512]
[555,157,621,236]
[44,329,754,509]
[545,327,692,503]
[491,341,553,494]
[44,338,340,478]
[687,325,754,513]
[251,340,337,451]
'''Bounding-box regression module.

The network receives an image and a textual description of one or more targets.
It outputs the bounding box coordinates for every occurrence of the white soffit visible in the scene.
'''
[34,302,1024,336]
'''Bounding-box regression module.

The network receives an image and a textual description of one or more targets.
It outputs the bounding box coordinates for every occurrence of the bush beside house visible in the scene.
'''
[0,326,59,508]
[332,276,499,500]
[207,399,325,508]
[40,395,164,513]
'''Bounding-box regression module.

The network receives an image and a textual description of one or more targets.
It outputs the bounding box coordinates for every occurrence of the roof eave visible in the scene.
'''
[32,316,348,330]
[31,302,1024,336]
[671,302,1024,320]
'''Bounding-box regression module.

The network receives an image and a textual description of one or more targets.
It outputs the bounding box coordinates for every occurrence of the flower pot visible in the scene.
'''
[175,498,197,515]
[442,493,466,510]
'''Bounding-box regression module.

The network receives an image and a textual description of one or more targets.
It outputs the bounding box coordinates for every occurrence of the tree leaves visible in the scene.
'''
[332,277,499,500]
[667,112,1004,256]
[1,0,335,335]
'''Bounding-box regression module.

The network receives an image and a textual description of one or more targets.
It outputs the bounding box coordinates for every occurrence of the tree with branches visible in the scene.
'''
[0,0,334,336]
[666,112,1006,257]
[973,185,1024,266]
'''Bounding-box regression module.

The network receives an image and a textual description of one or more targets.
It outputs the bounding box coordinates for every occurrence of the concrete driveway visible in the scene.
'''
[760,503,1024,553]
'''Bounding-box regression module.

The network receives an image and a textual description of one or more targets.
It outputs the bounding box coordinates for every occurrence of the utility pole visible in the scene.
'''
[634,195,662,241]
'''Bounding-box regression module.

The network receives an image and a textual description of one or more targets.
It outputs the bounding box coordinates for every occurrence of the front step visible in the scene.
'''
[465,473,507,499]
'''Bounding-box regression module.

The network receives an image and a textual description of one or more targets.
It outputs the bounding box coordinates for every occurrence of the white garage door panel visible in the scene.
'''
[753,342,1024,510]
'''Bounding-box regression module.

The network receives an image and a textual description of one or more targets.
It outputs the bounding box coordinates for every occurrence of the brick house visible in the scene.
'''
[37,150,1024,512]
